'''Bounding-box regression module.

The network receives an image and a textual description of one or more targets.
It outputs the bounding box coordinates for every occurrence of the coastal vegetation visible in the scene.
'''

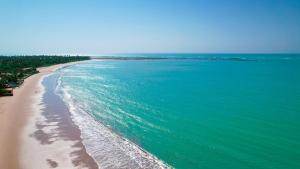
[0,56,90,95]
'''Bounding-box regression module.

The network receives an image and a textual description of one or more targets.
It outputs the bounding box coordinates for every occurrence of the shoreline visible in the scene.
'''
[0,61,97,169]
[1,59,170,169]
[54,60,171,169]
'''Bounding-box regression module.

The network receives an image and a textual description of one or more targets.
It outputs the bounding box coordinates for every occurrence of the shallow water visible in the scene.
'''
[55,54,300,169]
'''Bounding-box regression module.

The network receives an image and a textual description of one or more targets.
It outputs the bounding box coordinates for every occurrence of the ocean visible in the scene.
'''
[51,54,300,169]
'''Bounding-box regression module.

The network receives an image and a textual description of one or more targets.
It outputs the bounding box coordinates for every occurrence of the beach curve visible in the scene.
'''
[0,61,98,169]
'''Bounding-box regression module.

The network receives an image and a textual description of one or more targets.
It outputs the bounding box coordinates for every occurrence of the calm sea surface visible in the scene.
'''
[55,54,300,169]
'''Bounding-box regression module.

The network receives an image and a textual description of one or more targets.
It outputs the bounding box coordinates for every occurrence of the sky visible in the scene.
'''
[0,0,300,55]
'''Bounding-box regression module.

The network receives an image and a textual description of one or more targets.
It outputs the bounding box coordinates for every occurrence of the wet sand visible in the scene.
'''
[0,61,98,169]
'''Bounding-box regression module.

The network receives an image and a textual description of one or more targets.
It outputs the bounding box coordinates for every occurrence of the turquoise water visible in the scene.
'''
[57,54,300,169]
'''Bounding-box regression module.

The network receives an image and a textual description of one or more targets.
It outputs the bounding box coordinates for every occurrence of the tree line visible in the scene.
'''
[0,56,90,91]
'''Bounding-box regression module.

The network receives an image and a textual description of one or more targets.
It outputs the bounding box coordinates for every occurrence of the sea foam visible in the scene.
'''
[56,72,171,169]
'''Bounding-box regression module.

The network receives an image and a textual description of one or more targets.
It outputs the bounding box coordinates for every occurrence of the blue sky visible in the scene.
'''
[0,0,300,55]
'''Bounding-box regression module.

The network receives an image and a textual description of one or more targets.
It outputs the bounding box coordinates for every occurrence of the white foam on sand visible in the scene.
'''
[57,73,172,169]
[20,75,89,169]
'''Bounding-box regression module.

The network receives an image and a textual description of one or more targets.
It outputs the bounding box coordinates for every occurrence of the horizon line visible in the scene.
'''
[1,52,300,57]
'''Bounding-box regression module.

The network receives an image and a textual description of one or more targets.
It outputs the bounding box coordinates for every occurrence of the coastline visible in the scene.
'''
[53,60,171,169]
[0,61,97,169]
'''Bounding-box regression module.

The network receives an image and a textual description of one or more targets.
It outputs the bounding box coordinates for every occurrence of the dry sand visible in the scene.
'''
[0,61,97,169]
